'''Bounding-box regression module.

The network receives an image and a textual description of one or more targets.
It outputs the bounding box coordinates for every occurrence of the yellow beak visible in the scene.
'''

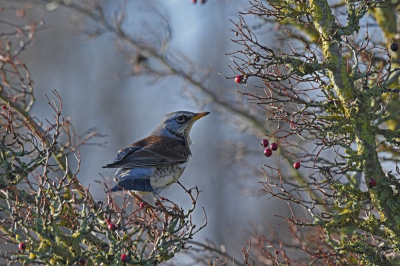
[192,112,210,121]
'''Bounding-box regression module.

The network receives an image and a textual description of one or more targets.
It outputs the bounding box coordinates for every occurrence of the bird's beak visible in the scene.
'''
[192,112,210,121]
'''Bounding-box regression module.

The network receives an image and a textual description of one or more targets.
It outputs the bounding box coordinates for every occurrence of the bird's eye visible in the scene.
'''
[176,115,186,123]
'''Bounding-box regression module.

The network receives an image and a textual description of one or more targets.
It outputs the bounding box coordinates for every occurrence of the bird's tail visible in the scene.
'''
[107,168,154,193]
[108,185,123,193]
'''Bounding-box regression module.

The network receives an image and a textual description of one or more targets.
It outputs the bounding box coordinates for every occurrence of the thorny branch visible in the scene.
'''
[0,8,208,265]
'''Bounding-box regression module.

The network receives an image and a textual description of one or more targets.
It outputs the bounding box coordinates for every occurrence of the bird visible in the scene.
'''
[103,111,209,194]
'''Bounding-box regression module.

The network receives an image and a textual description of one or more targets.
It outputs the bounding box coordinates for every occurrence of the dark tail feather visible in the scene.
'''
[102,163,119,169]
[107,178,154,193]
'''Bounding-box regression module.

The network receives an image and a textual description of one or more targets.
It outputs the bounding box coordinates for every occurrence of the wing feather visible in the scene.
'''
[103,136,190,168]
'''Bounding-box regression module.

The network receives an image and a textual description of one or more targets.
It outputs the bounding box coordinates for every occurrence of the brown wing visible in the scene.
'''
[103,136,191,168]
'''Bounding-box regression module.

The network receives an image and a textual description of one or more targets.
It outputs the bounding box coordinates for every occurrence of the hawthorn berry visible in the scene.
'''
[2,105,7,110]
[78,257,86,265]
[235,75,243,84]
[18,242,26,252]
[108,223,117,231]
[293,162,301,169]
[264,148,272,157]
[140,202,145,209]
[368,178,377,188]
[391,43,399,52]
[270,143,278,151]
[121,254,128,263]
[261,139,269,147]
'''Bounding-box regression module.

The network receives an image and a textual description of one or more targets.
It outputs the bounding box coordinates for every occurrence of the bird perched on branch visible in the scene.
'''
[104,111,209,194]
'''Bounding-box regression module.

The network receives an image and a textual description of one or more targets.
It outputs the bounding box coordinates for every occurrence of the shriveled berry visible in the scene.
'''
[15,10,25,18]
[293,162,301,169]
[18,242,26,252]
[391,43,399,52]
[270,143,278,151]
[140,202,145,209]
[261,139,269,148]
[161,197,166,201]
[235,75,243,84]
[264,148,272,157]
[78,257,86,265]
[2,105,7,110]
[121,254,128,263]
[201,0,207,3]
[108,223,117,231]
[368,178,377,188]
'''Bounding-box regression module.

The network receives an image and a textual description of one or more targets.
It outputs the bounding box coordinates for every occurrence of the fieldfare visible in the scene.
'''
[104,111,209,194]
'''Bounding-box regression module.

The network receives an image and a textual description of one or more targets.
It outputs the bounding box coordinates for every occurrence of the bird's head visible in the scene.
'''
[151,111,210,143]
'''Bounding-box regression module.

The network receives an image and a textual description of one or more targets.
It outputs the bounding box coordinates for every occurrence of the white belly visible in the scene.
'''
[150,162,187,188]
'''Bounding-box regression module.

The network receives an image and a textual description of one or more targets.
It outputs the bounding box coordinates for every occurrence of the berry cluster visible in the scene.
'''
[261,139,278,157]
[261,139,301,169]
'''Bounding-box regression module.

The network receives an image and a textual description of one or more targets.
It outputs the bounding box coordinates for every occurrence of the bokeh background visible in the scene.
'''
[2,0,291,264]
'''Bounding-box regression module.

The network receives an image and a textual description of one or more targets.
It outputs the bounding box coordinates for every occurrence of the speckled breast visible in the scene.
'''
[150,161,188,189]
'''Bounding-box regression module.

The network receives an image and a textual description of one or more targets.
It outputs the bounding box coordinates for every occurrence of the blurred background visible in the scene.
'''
[1,0,291,264]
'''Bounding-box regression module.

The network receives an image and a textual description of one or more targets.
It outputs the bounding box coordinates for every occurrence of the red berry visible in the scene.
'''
[121,254,128,263]
[78,257,86,265]
[275,250,280,256]
[18,242,26,252]
[140,202,145,209]
[192,0,197,3]
[270,143,278,151]
[264,148,272,157]
[261,139,269,147]
[161,197,166,201]
[391,43,399,52]
[293,162,301,169]
[108,223,117,231]
[368,179,377,188]
[235,75,243,84]
[2,105,7,110]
